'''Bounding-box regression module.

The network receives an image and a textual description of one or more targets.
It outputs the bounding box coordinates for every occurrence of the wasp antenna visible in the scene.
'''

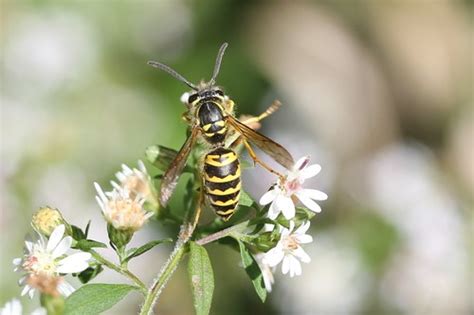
[209,42,228,85]
[148,60,198,90]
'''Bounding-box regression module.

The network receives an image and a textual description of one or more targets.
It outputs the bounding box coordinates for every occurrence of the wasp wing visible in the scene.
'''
[226,115,294,169]
[159,127,199,206]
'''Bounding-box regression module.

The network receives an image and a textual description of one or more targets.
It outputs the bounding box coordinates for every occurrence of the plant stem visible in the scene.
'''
[196,221,249,246]
[140,185,204,315]
[139,241,187,315]
[89,249,146,294]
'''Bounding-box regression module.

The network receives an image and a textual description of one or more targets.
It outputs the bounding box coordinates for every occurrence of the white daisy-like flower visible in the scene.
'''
[111,161,152,200]
[95,182,153,232]
[13,225,91,298]
[253,253,275,292]
[0,298,46,315]
[263,221,313,277]
[260,156,328,220]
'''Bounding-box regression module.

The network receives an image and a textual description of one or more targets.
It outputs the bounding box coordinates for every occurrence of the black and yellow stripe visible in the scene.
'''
[203,147,241,221]
[197,101,227,144]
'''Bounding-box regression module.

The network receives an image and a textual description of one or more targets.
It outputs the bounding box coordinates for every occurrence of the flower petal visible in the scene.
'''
[281,255,290,275]
[94,182,108,202]
[288,255,302,277]
[267,201,280,220]
[21,284,31,296]
[25,241,34,252]
[52,236,72,258]
[263,247,284,267]
[46,225,65,252]
[138,160,147,173]
[299,164,321,180]
[275,195,296,220]
[295,234,313,244]
[3,299,22,315]
[293,247,311,263]
[295,220,311,234]
[58,281,75,297]
[57,252,91,274]
[294,156,310,171]
[295,192,322,213]
[281,202,296,220]
[301,188,327,201]
[259,188,278,205]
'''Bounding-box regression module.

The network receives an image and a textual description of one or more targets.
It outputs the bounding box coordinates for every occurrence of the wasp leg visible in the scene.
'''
[242,139,284,179]
[240,100,281,126]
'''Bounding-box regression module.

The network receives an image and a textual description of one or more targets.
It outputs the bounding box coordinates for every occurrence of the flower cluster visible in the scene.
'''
[13,224,91,298]
[255,156,327,291]
[6,147,326,312]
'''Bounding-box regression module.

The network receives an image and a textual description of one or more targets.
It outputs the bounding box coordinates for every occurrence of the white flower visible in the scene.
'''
[0,299,46,315]
[0,299,21,315]
[13,225,91,298]
[263,221,313,277]
[260,156,328,220]
[111,160,153,200]
[253,253,275,292]
[95,182,153,231]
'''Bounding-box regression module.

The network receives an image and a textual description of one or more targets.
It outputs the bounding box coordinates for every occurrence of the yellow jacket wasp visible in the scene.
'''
[148,43,294,221]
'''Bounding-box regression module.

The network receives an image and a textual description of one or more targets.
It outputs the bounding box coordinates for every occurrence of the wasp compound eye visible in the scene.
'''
[188,93,199,104]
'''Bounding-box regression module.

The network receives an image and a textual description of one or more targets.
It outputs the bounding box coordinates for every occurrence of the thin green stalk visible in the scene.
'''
[139,241,187,315]
[140,185,202,315]
[89,249,146,294]
[196,221,249,246]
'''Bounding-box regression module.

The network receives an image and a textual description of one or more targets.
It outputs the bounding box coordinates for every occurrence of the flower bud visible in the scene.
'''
[40,290,65,315]
[107,223,133,250]
[31,207,65,237]
[251,232,280,252]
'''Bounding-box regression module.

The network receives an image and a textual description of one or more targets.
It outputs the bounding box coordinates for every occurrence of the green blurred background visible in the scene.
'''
[1,1,473,314]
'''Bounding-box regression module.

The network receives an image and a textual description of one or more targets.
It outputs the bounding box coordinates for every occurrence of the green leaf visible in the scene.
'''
[239,190,255,207]
[238,240,267,302]
[295,207,316,221]
[84,221,91,238]
[275,207,316,229]
[70,225,86,241]
[77,265,103,284]
[73,239,107,251]
[64,284,137,315]
[124,238,173,263]
[188,242,214,315]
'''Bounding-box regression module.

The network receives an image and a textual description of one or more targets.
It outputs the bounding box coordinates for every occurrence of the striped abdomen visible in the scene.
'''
[203,147,241,221]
